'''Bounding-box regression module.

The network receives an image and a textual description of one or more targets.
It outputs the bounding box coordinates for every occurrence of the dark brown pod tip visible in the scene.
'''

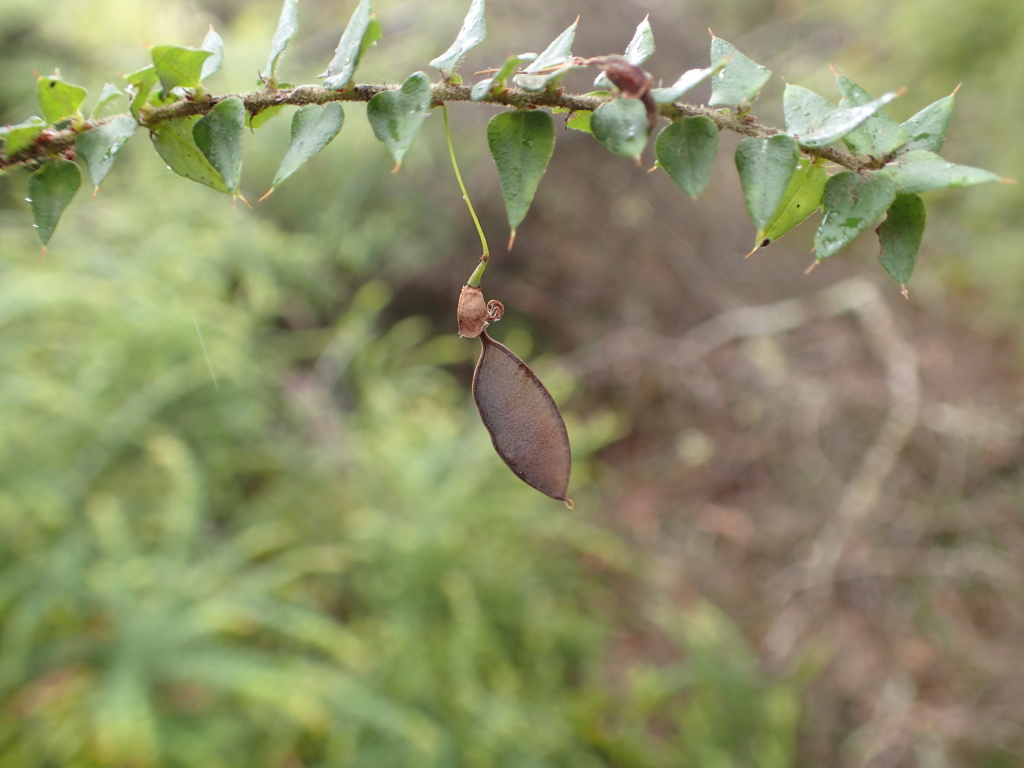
[458,284,489,338]
[472,332,571,501]
[597,57,653,100]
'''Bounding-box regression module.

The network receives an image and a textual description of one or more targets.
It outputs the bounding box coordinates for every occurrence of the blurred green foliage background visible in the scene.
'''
[2,0,1022,766]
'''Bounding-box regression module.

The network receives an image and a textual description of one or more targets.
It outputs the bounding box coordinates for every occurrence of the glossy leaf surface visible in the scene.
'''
[708,35,771,107]
[814,170,896,259]
[321,0,380,90]
[366,72,432,171]
[784,84,899,149]
[193,96,245,193]
[595,16,654,89]
[265,0,299,82]
[200,27,224,81]
[837,76,907,156]
[900,92,955,154]
[592,98,649,159]
[878,193,925,289]
[78,115,138,190]
[655,116,719,197]
[28,158,81,245]
[515,20,578,92]
[269,102,345,193]
[90,83,124,120]
[430,0,486,81]
[734,135,799,230]
[651,59,727,104]
[487,110,555,234]
[473,332,571,501]
[471,53,535,101]
[884,149,1000,193]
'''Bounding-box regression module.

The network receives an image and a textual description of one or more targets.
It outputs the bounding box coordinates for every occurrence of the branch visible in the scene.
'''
[1,80,877,174]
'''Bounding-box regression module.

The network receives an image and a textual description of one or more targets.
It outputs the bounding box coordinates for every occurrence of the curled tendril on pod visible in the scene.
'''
[456,278,573,506]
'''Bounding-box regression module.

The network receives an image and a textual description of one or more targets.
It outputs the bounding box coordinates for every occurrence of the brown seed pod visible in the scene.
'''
[457,284,489,338]
[472,331,571,502]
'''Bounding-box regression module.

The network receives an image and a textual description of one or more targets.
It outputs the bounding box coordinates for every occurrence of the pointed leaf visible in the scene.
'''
[200,27,224,81]
[814,170,896,259]
[321,0,379,90]
[124,66,158,119]
[265,0,299,82]
[708,35,771,107]
[151,45,213,92]
[270,102,345,192]
[595,16,654,89]
[471,53,535,101]
[193,96,245,193]
[784,83,899,149]
[734,134,800,230]
[366,72,432,170]
[37,75,87,123]
[651,58,727,104]
[152,116,228,193]
[837,76,907,156]
[516,20,579,92]
[28,158,81,245]
[884,149,1001,194]
[474,332,571,502]
[878,193,925,288]
[592,98,649,159]
[900,92,955,154]
[655,116,719,197]
[758,157,827,246]
[77,115,138,190]
[90,83,125,120]
[2,117,47,157]
[487,110,555,233]
[430,0,486,81]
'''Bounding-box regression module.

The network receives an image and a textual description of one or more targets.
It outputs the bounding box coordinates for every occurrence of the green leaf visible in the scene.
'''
[651,58,727,104]
[900,91,956,154]
[151,45,213,92]
[734,134,800,230]
[152,116,229,193]
[200,26,224,81]
[321,0,379,90]
[77,115,138,190]
[655,116,719,197]
[471,53,535,101]
[90,82,125,120]
[757,157,827,246]
[193,96,245,193]
[430,0,486,80]
[708,35,771,107]
[487,110,555,235]
[265,0,299,82]
[595,16,654,89]
[884,149,1001,194]
[814,170,896,259]
[516,19,579,92]
[784,83,899,149]
[37,75,87,123]
[877,193,925,289]
[2,117,47,157]
[366,72,432,171]
[125,66,158,119]
[268,102,344,193]
[592,98,649,160]
[27,158,81,245]
[836,76,907,156]
[249,105,284,130]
